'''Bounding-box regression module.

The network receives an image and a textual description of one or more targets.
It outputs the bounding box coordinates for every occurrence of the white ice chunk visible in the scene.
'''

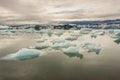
[82,42,101,54]
[65,36,78,41]
[91,34,97,38]
[80,28,92,34]
[35,39,46,43]
[91,30,105,36]
[34,43,50,50]
[0,48,46,61]
[54,30,64,36]
[108,29,114,34]
[52,42,75,50]
[38,30,46,35]
[62,46,83,59]
[52,39,66,44]
[114,38,120,44]
[111,32,120,39]
[47,29,53,37]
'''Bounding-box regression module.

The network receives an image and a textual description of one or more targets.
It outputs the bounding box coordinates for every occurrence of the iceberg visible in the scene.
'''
[108,29,114,34]
[80,28,92,34]
[92,30,105,36]
[38,30,45,35]
[34,43,50,50]
[52,39,66,44]
[91,34,97,38]
[47,29,53,37]
[52,42,75,50]
[114,38,120,44]
[65,36,78,41]
[62,46,83,59]
[54,30,64,37]
[110,32,120,44]
[111,32,120,38]
[82,42,101,54]
[35,39,46,43]
[0,30,15,35]
[0,48,46,61]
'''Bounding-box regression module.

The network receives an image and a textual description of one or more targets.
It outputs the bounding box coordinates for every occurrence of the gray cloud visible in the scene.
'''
[0,0,120,24]
[52,9,88,14]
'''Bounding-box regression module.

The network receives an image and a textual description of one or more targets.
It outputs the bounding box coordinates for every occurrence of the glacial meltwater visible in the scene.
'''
[0,30,120,80]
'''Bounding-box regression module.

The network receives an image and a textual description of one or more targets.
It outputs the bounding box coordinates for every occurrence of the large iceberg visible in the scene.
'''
[0,48,46,61]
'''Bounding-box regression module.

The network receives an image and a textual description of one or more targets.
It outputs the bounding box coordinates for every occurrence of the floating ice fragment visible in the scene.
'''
[65,36,78,41]
[110,32,120,44]
[38,30,45,35]
[111,32,120,38]
[35,39,46,43]
[34,44,50,50]
[91,30,105,36]
[82,42,101,54]
[52,42,75,50]
[0,48,46,61]
[62,46,83,59]
[108,29,114,34]
[52,39,66,44]
[54,30,64,36]
[91,34,97,38]
[47,29,53,37]
[114,38,120,44]
[80,28,92,34]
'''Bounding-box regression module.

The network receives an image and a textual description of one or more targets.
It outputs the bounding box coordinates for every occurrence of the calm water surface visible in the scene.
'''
[0,34,120,80]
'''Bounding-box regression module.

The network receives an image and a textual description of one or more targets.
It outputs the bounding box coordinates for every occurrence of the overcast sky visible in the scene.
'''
[0,0,120,24]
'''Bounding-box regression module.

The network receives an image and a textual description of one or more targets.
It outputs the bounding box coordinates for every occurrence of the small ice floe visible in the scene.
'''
[92,31,105,35]
[114,38,120,44]
[91,34,97,38]
[52,39,66,44]
[65,36,78,41]
[82,42,101,54]
[80,28,92,34]
[111,32,120,38]
[47,29,53,37]
[0,48,46,61]
[110,32,120,44]
[38,30,45,35]
[34,43,50,50]
[54,30,64,37]
[90,30,105,38]
[62,46,83,59]
[0,30,13,35]
[108,29,114,34]
[52,42,75,50]
[35,39,46,43]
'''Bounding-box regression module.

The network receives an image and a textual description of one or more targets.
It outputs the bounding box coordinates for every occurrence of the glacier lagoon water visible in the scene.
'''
[0,30,120,80]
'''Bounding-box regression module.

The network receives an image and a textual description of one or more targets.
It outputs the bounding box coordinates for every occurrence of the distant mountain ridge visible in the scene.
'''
[61,19,120,25]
